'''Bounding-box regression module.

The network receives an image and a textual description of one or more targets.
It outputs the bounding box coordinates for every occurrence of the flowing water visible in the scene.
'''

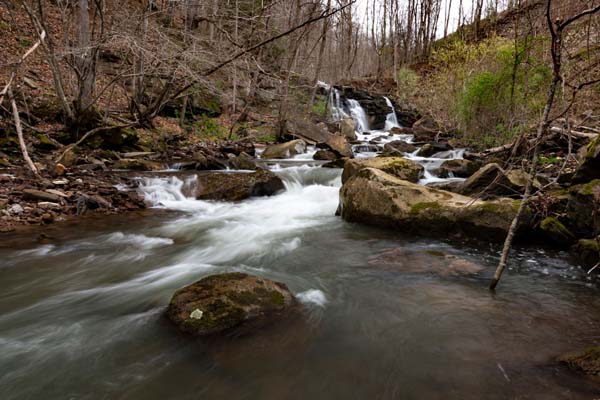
[1,100,600,400]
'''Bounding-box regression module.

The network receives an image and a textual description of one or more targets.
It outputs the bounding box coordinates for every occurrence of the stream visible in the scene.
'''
[1,99,600,399]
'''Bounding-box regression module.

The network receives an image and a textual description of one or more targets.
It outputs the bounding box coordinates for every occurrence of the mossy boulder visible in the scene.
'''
[196,169,284,201]
[166,272,295,336]
[558,346,600,376]
[341,157,424,184]
[572,135,600,184]
[571,239,600,267]
[540,217,576,244]
[563,180,600,238]
[261,139,306,159]
[339,167,531,241]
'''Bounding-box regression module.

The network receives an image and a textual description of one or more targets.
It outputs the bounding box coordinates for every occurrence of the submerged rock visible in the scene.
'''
[341,157,424,184]
[339,168,530,241]
[369,248,484,277]
[196,169,284,201]
[166,272,296,336]
[261,139,306,159]
[558,346,600,376]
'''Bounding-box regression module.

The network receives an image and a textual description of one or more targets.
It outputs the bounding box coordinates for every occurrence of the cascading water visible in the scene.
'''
[346,99,370,132]
[1,118,599,399]
[329,89,349,121]
[384,96,400,130]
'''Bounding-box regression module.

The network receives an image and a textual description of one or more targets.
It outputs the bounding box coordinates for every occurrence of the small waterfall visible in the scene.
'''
[347,99,370,133]
[384,97,400,130]
[329,89,349,121]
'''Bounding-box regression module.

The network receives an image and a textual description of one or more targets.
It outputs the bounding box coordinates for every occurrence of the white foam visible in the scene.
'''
[297,289,327,307]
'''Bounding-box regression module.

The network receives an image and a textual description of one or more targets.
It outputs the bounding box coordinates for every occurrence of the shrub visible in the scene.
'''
[194,116,227,140]
[455,38,550,148]
[396,68,419,100]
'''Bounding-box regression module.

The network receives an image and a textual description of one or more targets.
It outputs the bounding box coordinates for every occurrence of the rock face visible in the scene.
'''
[196,169,284,201]
[340,118,357,140]
[323,134,353,158]
[167,273,295,336]
[558,347,600,376]
[572,136,600,184]
[285,119,331,144]
[339,168,529,240]
[341,157,424,184]
[261,139,306,159]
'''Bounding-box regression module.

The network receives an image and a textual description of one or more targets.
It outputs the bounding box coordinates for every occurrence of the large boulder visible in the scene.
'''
[196,169,284,201]
[340,118,357,140]
[572,135,600,184]
[261,139,306,159]
[228,152,257,170]
[284,119,331,144]
[459,163,541,198]
[323,134,353,158]
[433,159,480,178]
[412,115,440,142]
[341,157,424,184]
[167,273,295,336]
[382,140,417,156]
[339,168,530,241]
[392,100,421,127]
[313,150,338,161]
[415,142,452,157]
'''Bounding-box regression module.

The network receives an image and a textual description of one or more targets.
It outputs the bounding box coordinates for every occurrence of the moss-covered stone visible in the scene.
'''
[540,217,575,243]
[572,238,600,267]
[558,346,600,376]
[342,157,424,184]
[166,273,296,337]
[339,167,533,242]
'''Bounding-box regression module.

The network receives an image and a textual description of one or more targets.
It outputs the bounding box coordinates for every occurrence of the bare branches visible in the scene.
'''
[203,1,356,77]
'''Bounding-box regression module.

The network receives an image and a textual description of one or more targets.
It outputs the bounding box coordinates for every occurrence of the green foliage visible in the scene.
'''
[454,38,550,148]
[396,68,419,100]
[194,116,227,140]
[539,156,560,165]
[311,96,328,117]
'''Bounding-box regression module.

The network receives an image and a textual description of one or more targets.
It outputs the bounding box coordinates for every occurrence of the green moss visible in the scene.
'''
[183,299,246,333]
[410,202,442,215]
[425,250,445,257]
[227,290,259,305]
[253,287,285,308]
[576,239,600,252]
[540,217,575,242]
